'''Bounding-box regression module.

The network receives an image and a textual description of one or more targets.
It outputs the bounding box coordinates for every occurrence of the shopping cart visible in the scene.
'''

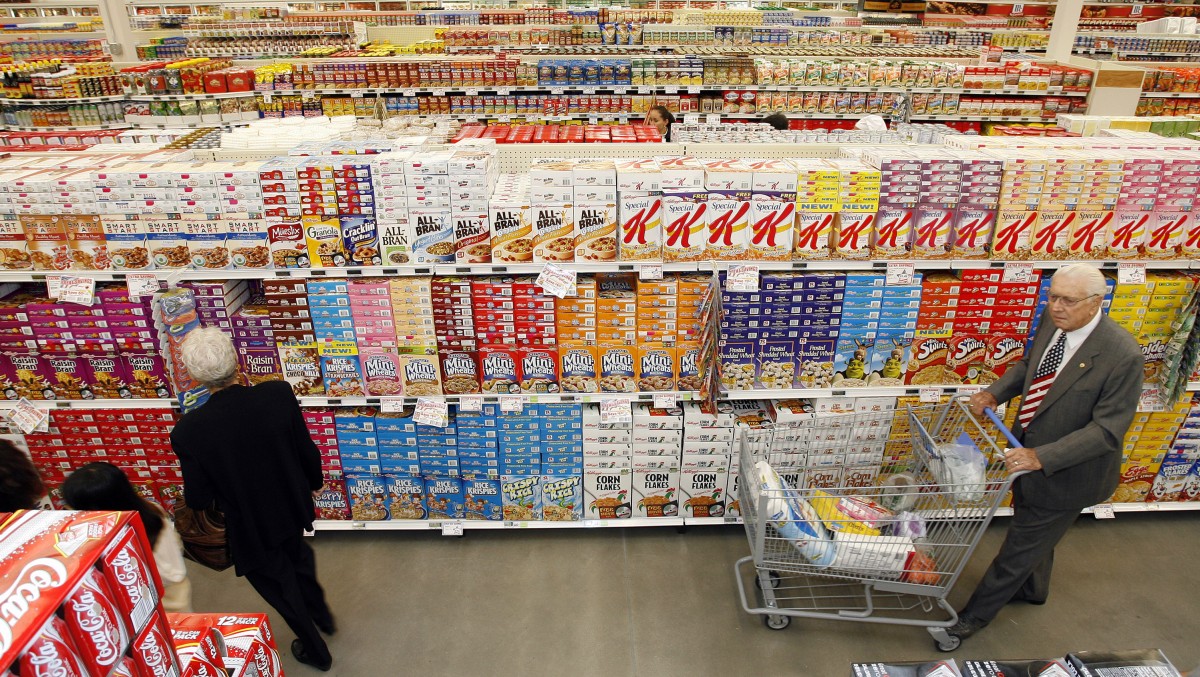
[733,398,1023,651]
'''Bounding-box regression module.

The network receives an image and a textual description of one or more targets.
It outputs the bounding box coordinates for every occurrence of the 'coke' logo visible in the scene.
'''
[110,547,147,607]
[0,558,69,653]
[136,627,171,677]
[68,589,121,665]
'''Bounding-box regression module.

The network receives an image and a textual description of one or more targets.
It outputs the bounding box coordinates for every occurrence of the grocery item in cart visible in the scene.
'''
[958,659,1071,676]
[849,659,963,676]
[1065,649,1182,676]
[930,433,988,503]
[755,460,835,567]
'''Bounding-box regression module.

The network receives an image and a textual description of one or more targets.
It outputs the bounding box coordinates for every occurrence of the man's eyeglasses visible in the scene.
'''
[1047,293,1099,308]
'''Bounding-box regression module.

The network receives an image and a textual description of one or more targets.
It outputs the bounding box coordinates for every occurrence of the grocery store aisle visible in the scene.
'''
[189,513,1200,676]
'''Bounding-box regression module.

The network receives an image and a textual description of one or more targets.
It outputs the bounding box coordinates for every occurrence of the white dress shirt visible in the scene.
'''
[1041,307,1103,378]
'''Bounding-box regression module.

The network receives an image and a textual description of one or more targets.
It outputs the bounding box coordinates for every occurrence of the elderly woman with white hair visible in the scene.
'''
[170,327,336,671]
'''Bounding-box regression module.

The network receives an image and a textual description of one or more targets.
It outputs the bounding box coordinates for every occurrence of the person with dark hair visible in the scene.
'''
[763,112,789,130]
[0,438,44,512]
[646,105,676,142]
[63,462,192,612]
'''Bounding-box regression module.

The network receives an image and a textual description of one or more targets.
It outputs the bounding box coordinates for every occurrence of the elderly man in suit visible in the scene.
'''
[950,263,1144,643]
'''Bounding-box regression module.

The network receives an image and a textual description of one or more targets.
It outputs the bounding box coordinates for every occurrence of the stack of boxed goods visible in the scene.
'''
[584,402,633,519]
[473,276,557,393]
[680,400,736,519]
[432,276,477,393]
[1153,397,1200,502]
[1113,397,1194,503]
[539,403,584,520]
[458,402,500,482]
[499,405,539,518]
[834,272,922,388]
[337,407,380,476]
[230,298,277,383]
[168,612,282,677]
[0,510,184,677]
[631,403,684,518]
[307,408,351,520]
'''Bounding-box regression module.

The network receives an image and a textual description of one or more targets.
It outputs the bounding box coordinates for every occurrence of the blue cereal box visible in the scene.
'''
[461,477,504,520]
[344,473,389,521]
[799,338,836,388]
[541,474,583,521]
[385,474,426,520]
[833,334,875,387]
[424,476,465,519]
[501,475,542,521]
[320,354,365,397]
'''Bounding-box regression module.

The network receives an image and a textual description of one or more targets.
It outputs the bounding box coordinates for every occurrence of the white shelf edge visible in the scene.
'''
[0,122,129,132]
[298,392,701,407]
[1139,92,1200,99]
[0,398,174,410]
[311,516,685,530]
[0,95,129,106]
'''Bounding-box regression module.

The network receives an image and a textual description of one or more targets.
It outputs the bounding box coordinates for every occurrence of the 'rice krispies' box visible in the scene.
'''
[540,474,583,521]
[501,474,542,521]
[585,468,631,519]
[424,476,465,519]
[462,477,503,520]
[384,474,426,520]
[344,473,389,521]
[320,353,366,397]
[279,342,324,396]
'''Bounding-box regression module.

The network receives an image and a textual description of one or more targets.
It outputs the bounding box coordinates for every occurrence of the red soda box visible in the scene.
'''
[130,613,181,677]
[63,566,131,675]
[19,616,88,677]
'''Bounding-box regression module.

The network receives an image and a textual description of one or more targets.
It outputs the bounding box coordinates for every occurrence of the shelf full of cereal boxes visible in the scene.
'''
[0,144,1197,531]
[0,509,286,677]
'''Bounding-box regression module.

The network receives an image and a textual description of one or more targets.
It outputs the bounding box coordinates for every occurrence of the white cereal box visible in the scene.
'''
[1031,211,1076,260]
[501,475,542,521]
[489,201,532,263]
[873,206,914,259]
[615,158,661,193]
[379,219,411,265]
[454,212,491,264]
[531,203,576,263]
[268,221,308,269]
[618,193,663,261]
[573,202,617,262]
[725,463,742,518]
[793,212,834,260]
[185,218,231,270]
[951,206,995,259]
[410,208,455,264]
[911,204,952,259]
[705,199,751,260]
[1070,211,1112,260]
[748,200,795,261]
[145,217,190,269]
[226,218,271,269]
[585,468,632,519]
[702,159,752,192]
[656,156,705,191]
[833,212,875,260]
[747,158,798,193]
[1186,213,1200,259]
[806,465,844,490]
[0,215,29,271]
[991,210,1036,260]
[632,456,680,518]
[1107,211,1150,259]
[680,463,729,518]
[842,465,882,495]
[662,197,707,262]
[1145,211,1187,259]
[540,475,583,521]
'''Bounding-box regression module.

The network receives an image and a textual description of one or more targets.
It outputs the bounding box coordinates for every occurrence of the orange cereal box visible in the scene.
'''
[65,215,109,271]
[0,215,29,270]
[22,215,70,271]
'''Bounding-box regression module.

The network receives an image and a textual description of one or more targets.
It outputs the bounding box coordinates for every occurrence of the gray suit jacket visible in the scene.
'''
[984,310,1144,511]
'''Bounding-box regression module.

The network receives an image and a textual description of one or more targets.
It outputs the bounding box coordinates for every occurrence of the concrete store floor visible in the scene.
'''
[190,513,1200,676]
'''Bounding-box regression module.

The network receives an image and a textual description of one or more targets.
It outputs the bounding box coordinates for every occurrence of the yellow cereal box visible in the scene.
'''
[991,211,1036,260]
[22,215,70,271]
[303,215,345,268]
[0,215,29,270]
[559,342,598,393]
[490,200,533,263]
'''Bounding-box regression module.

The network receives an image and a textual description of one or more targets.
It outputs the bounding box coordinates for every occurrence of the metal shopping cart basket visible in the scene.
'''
[733,398,1023,651]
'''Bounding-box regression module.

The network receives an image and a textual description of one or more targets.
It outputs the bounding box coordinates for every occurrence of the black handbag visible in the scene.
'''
[173,503,233,572]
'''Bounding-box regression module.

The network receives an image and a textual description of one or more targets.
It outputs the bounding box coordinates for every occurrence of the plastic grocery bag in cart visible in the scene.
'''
[922,429,988,504]
[755,461,835,567]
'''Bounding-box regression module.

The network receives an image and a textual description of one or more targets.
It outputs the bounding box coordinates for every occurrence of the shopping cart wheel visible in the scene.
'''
[763,614,790,630]
[753,571,781,590]
[936,635,961,652]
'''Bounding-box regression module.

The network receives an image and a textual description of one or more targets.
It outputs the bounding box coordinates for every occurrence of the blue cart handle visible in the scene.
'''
[983,406,1023,449]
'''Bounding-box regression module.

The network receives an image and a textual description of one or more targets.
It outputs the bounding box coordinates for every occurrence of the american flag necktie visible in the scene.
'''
[1018,331,1068,429]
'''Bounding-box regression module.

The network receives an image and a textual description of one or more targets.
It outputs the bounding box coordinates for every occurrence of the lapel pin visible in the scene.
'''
[1079,363,1086,368]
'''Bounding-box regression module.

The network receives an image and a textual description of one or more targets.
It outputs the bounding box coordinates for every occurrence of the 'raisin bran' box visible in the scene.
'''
[0,352,55,400]
[123,351,172,397]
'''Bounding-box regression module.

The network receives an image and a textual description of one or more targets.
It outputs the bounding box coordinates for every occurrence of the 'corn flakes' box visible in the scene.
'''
[462,477,503,520]
[501,474,542,521]
[680,464,728,518]
[585,468,631,519]
[425,476,465,519]
[541,475,583,521]
[632,457,680,518]
[385,474,426,520]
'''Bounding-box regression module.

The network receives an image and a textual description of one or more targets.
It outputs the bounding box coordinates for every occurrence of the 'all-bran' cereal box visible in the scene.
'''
[462,477,503,521]
[520,347,559,393]
[480,345,520,394]
[304,216,345,268]
[1031,211,1075,260]
[379,219,411,265]
[360,348,404,397]
[123,352,172,398]
[342,216,381,267]
[531,204,576,263]
[320,352,365,398]
[636,345,676,392]
[705,199,751,260]
[454,213,491,264]
[585,468,631,519]
[398,351,442,396]
[663,198,707,262]
[749,199,795,261]
[794,212,834,259]
[226,218,271,269]
[65,215,110,271]
[440,350,480,394]
[951,206,995,259]
[345,474,389,521]
[1071,211,1112,259]
[873,206,914,259]
[501,475,542,521]
[268,221,308,269]
[425,476,465,519]
[1145,211,1187,259]
[618,193,662,261]
[386,474,426,520]
[490,201,533,263]
[911,205,952,259]
[541,475,583,521]
[1108,211,1149,259]
[992,211,1036,260]
[559,343,598,393]
[574,202,618,262]
[680,464,728,518]
[279,342,324,396]
[599,345,637,393]
[834,212,875,260]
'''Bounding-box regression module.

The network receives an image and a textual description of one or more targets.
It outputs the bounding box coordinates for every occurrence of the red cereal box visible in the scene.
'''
[19,616,88,677]
[63,567,131,676]
[440,350,480,395]
[123,352,172,398]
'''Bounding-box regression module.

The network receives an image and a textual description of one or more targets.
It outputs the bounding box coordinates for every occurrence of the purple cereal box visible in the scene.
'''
[237,346,284,387]
[44,353,93,400]
[0,352,56,400]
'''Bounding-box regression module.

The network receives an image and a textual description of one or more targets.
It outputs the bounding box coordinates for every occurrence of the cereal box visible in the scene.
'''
[120,352,171,398]
[869,335,910,387]
[793,212,834,259]
[0,215,29,270]
[501,475,542,521]
[833,212,874,260]
[618,193,662,261]
[541,475,583,521]
[798,339,836,389]
[951,206,995,259]
[680,464,728,518]
[82,353,128,399]
[65,215,110,271]
[678,343,702,391]
[1147,453,1195,502]
[142,218,186,270]
[411,209,455,264]
[320,351,365,398]
[342,216,380,267]
[520,347,559,393]
[425,476,465,519]
[185,219,230,271]
[636,345,676,392]
[1071,211,1112,259]
[1146,211,1187,259]
[984,334,1024,382]
[719,340,756,391]
[379,219,412,265]
[911,205,953,259]
[397,350,442,396]
[0,352,54,400]
[440,350,480,394]
[480,345,521,394]
[1184,213,1200,259]
[23,215,71,271]
[461,477,503,520]
[268,221,308,269]
[1108,211,1149,259]
[226,218,271,269]
[991,210,1036,260]
[360,348,404,397]
[44,354,91,400]
[531,204,576,263]
[345,474,389,521]
[585,468,631,519]
[574,202,617,262]
[1031,211,1075,260]
[303,216,345,268]
[632,457,680,518]
[872,206,914,259]
[490,201,533,263]
[279,342,324,396]
[749,200,795,261]
[705,199,751,260]
[559,343,598,393]
[907,333,955,385]
[454,213,491,264]
[946,333,989,384]
[599,345,636,393]
[314,477,351,520]
[663,198,707,262]
[833,335,874,388]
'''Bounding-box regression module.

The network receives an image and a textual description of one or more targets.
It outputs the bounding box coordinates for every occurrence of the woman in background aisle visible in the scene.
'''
[62,461,192,612]
[646,105,676,141]
[170,327,335,672]
[0,438,44,511]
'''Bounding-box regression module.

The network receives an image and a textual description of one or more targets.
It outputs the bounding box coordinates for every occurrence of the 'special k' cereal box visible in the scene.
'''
[462,477,503,520]
[501,475,542,521]
[663,198,707,262]
[793,212,834,259]
[705,199,751,260]
[618,194,662,261]
[749,200,795,261]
